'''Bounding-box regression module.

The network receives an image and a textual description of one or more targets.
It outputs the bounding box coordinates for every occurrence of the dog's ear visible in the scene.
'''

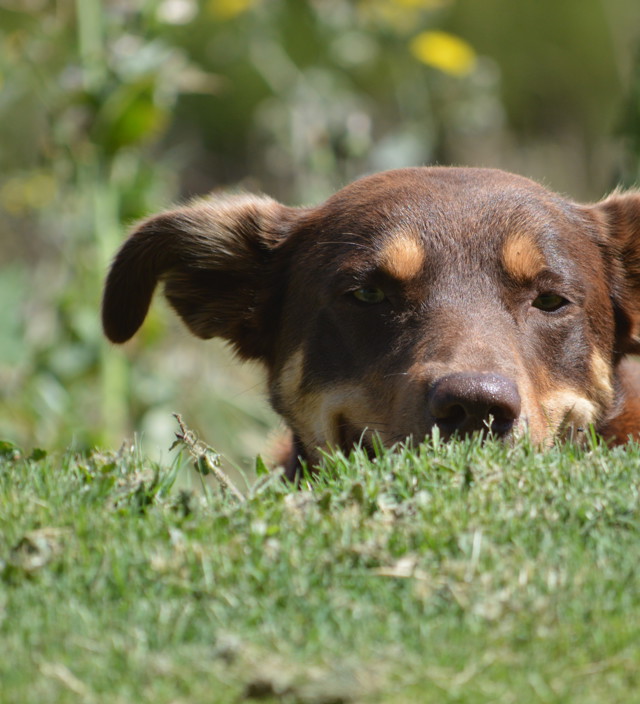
[594,192,640,354]
[102,194,295,361]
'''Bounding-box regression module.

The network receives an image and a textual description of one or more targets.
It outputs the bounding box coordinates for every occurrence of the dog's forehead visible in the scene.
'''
[316,167,565,232]
[295,167,576,279]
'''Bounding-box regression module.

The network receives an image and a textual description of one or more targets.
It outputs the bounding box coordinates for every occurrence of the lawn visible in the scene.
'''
[1,431,639,703]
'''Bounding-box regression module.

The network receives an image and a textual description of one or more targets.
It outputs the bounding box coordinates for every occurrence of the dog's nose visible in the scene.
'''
[427,372,521,438]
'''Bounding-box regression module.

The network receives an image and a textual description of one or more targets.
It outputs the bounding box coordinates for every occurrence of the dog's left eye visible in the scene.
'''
[352,287,386,304]
[532,293,569,312]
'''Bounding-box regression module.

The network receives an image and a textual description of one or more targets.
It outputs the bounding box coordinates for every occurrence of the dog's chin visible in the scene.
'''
[334,416,524,459]
[424,411,531,444]
[428,425,517,444]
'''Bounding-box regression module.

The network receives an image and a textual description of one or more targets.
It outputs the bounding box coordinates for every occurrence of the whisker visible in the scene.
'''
[336,420,392,429]
[316,242,374,252]
[387,432,417,445]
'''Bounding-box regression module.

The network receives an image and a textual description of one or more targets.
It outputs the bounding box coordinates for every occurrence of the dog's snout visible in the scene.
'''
[427,372,521,438]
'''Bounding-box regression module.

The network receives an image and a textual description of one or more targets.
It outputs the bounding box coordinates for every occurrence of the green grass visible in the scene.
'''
[1,435,640,703]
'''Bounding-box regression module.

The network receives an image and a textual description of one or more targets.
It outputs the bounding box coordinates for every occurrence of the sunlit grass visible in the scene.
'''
[2,436,639,702]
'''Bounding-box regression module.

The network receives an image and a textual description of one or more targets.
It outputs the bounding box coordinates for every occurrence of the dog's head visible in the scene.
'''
[102,167,640,464]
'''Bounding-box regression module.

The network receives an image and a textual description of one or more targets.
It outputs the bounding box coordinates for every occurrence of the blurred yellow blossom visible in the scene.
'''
[410,30,477,77]
[208,0,257,20]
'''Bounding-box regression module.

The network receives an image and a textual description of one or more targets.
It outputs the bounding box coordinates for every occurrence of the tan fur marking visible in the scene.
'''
[378,232,425,280]
[541,389,598,437]
[277,354,389,462]
[294,383,387,459]
[590,351,614,408]
[502,232,546,282]
[277,348,305,412]
[513,372,548,444]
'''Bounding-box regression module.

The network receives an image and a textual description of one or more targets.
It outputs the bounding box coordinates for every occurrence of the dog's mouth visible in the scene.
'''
[431,413,518,441]
[333,409,521,459]
[335,414,376,457]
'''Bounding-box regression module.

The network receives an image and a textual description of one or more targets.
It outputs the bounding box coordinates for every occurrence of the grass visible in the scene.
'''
[1,432,640,703]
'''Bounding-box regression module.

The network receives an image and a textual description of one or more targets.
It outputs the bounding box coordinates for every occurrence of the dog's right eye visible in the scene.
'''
[352,287,386,304]
[531,292,569,312]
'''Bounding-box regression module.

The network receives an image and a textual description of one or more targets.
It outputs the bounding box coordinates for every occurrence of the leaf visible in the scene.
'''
[255,454,269,477]
[0,441,21,460]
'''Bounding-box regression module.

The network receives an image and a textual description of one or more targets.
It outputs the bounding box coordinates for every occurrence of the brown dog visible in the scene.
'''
[102,167,640,478]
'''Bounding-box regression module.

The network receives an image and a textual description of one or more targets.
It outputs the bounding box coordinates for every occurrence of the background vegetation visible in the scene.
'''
[2,0,640,465]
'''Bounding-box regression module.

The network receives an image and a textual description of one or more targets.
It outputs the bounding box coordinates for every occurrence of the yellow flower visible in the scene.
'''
[208,0,257,20]
[410,30,477,77]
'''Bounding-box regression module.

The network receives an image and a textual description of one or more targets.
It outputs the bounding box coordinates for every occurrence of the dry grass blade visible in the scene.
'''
[171,413,245,501]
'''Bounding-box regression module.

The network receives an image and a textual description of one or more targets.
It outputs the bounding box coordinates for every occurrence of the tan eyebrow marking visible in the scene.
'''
[502,232,546,282]
[378,232,425,280]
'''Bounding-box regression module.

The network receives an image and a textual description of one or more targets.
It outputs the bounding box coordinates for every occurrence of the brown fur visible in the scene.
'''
[102,167,640,479]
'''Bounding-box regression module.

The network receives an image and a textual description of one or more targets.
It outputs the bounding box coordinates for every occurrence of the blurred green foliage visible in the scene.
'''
[1,0,640,464]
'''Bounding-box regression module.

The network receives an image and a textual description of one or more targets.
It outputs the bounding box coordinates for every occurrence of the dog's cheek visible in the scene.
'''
[589,349,615,411]
[270,349,392,455]
[271,348,306,419]
[539,390,599,438]
[303,306,401,387]
[300,385,387,451]
[522,344,611,442]
[533,349,613,440]
[294,388,388,457]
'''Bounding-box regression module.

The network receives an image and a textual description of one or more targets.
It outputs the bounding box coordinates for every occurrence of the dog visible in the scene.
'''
[102,167,640,479]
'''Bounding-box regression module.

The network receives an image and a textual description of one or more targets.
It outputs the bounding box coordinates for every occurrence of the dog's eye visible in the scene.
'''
[352,287,386,304]
[532,293,568,312]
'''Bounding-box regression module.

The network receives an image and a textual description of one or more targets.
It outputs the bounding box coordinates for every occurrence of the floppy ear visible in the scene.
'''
[102,194,294,361]
[595,191,640,354]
